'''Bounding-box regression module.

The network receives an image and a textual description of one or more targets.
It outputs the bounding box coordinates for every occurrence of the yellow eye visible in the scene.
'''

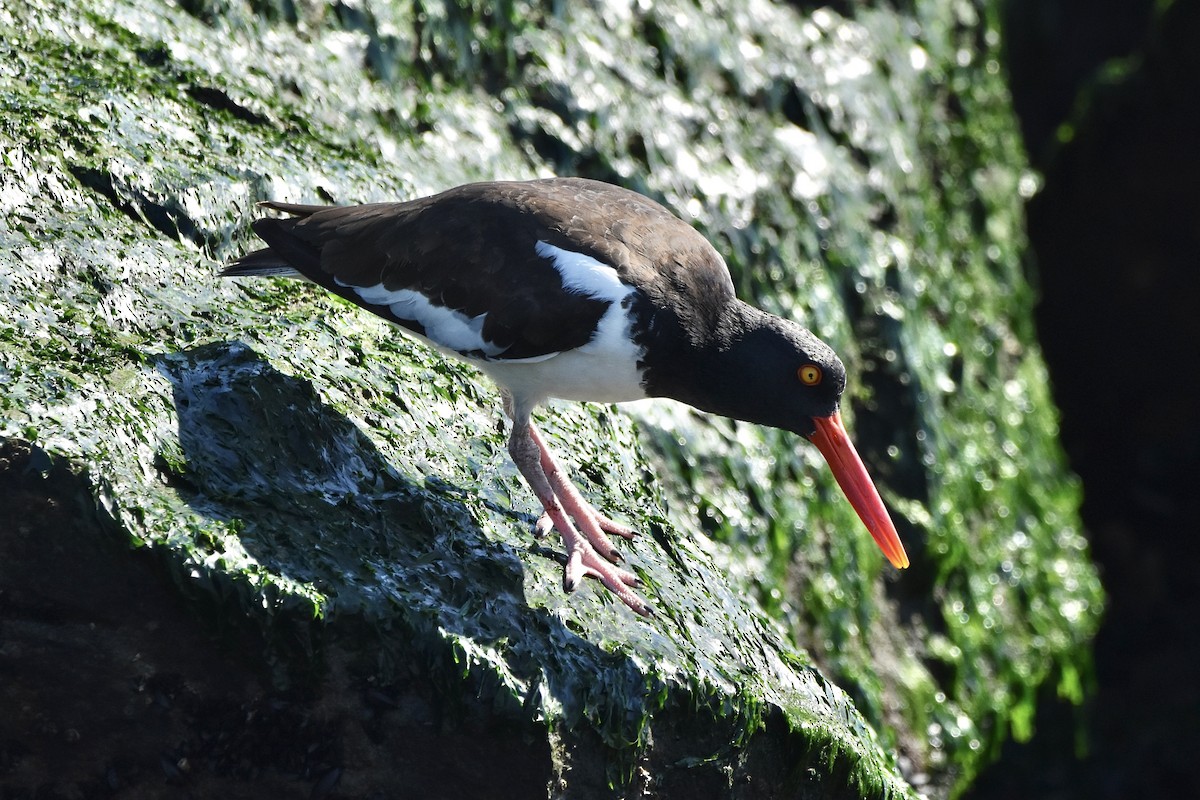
[798,364,823,386]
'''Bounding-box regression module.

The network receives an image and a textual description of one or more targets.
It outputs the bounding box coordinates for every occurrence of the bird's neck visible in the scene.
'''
[637,297,774,412]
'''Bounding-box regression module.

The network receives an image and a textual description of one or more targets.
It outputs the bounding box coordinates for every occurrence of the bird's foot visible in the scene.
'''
[534,507,634,545]
[511,420,650,615]
[559,522,648,618]
[539,503,650,616]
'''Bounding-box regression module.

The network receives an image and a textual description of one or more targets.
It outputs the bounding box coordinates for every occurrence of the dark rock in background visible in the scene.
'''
[970,0,1200,797]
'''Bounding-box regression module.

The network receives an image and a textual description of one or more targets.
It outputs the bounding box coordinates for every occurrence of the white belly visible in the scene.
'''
[473,299,648,406]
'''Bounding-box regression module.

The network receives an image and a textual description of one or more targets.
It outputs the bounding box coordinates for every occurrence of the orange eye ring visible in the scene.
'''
[798,364,823,386]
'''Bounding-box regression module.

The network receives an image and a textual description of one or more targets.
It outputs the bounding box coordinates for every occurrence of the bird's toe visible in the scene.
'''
[595,512,635,540]
[578,548,649,614]
[562,548,586,593]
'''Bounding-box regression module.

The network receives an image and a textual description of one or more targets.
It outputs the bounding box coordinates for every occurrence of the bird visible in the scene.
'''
[222,177,910,616]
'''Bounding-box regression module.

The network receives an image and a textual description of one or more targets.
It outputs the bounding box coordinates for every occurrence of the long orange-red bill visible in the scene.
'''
[807,411,910,569]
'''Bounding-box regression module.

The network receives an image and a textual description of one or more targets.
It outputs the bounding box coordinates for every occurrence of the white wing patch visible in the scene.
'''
[338,279,510,358]
[334,243,648,405]
[535,241,629,302]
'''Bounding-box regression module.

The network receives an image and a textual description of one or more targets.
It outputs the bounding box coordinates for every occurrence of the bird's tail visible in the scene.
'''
[221,201,329,278]
[220,248,303,278]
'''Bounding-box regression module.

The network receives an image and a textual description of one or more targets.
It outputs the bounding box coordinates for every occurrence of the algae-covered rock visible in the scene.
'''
[0,0,1101,797]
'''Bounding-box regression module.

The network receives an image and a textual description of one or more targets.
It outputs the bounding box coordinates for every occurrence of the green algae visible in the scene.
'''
[0,0,1101,795]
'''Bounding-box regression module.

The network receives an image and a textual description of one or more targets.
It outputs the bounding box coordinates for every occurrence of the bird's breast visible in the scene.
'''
[473,286,649,406]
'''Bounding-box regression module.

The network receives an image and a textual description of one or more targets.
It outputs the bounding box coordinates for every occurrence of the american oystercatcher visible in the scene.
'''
[223,177,910,615]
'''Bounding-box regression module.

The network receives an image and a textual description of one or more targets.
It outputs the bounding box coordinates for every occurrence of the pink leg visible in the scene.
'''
[507,420,649,616]
[528,424,634,558]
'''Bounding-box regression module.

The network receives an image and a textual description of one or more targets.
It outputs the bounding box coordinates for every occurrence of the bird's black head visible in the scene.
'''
[646,300,847,436]
[717,309,847,436]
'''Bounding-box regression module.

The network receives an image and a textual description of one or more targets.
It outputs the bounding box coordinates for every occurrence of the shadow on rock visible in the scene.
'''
[153,341,531,632]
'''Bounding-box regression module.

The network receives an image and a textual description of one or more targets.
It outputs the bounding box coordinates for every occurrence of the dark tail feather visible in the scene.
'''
[256,201,330,217]
[223,203,336,278]
[223,201,336,277]
[221,247,304,278]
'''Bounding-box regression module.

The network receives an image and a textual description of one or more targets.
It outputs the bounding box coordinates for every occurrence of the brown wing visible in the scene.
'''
[225,178,735,361]
[514,178,738,347]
